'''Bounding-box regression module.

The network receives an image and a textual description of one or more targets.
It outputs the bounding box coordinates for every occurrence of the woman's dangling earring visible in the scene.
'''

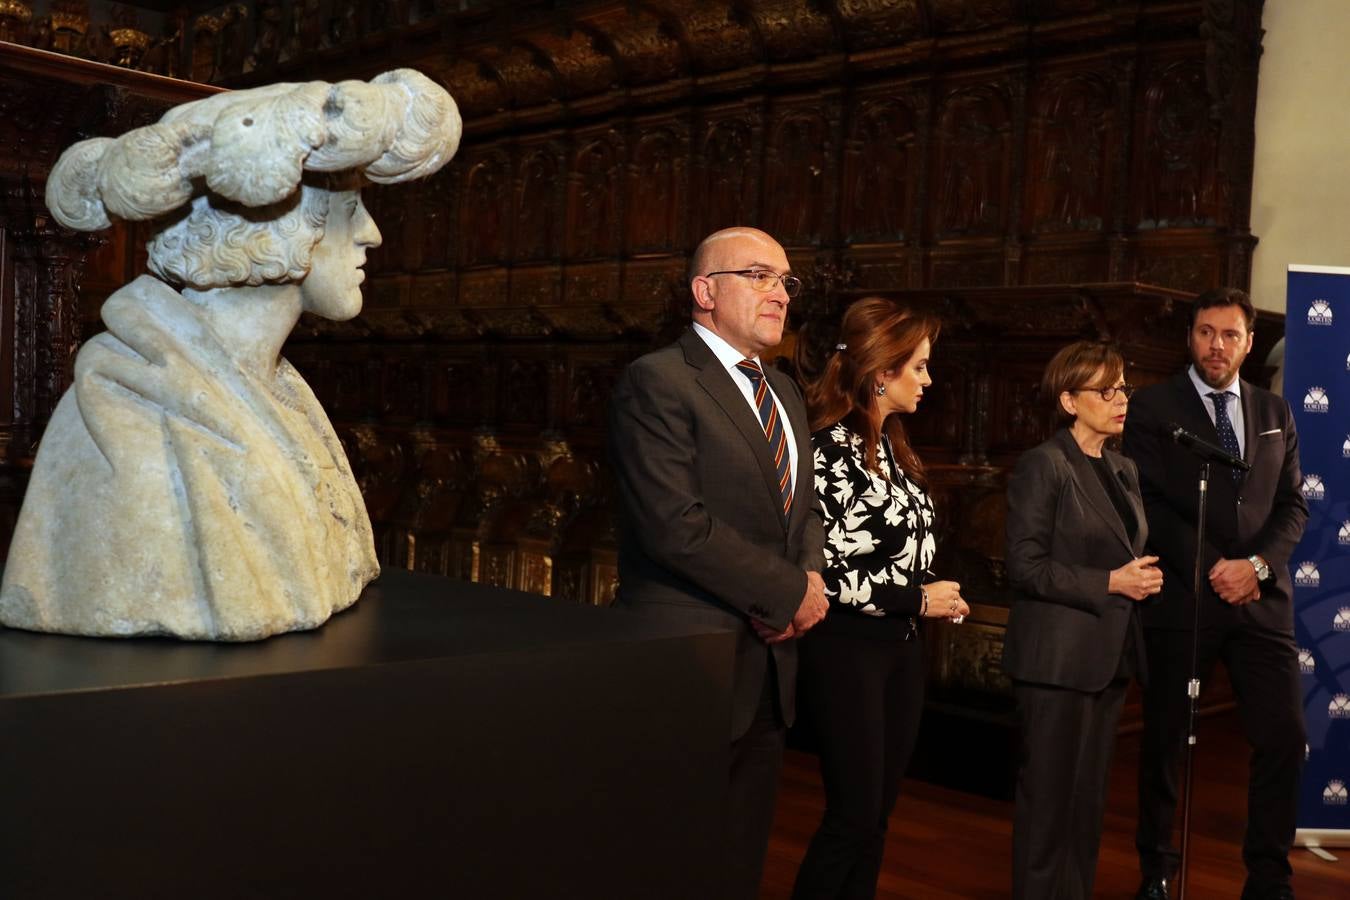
[875,383,886,397]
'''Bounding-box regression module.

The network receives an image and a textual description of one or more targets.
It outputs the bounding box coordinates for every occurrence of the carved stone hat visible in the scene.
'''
[45,68,462,231]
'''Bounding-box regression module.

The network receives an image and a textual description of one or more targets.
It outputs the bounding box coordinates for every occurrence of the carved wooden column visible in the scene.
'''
[1204,0,1266,289]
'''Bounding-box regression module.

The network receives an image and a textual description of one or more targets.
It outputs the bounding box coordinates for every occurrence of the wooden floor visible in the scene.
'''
[762,711,1350,899]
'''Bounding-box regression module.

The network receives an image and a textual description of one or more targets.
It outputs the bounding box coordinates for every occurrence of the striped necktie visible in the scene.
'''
[1208,391,1242,482]
[734,359,794,516]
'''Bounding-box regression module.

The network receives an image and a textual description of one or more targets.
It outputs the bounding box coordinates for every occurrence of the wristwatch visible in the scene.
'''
[1248,554,1272,583]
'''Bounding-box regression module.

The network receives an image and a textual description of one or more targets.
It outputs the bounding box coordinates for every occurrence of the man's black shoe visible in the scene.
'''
[1135,877,1169,900]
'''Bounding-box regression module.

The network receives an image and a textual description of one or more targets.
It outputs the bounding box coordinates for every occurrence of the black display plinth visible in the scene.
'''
[0,569,735,900]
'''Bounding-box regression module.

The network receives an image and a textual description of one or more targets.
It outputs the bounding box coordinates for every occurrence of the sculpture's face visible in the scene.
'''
[300,188,382,321]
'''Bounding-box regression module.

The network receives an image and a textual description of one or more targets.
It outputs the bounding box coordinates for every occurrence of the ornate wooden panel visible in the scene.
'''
[835,0,923,51]
[459,267,508,308]
[417,166,457,271]
[931,81,1015,242]
[521,28,617,99]
[587,6,683,87]
[1021,236,1112,286]
[748,0,837,62]
[1025,68,1121,236]
[1135,56,1223,230]
[764,93,841,247]
[513,137,564,263]
[564,261,621,309]
[842,86,926,245]
[428,351,494,426]
[694,101,764,238]
[929,0,1017,34]
[565,127,625,260]
[459,147,512,267]
[511,263,563,309]
[626,115,688,254]
[563,349,628,434]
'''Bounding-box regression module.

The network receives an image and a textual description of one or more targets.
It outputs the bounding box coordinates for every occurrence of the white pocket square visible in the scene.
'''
[1258,428,1281,436]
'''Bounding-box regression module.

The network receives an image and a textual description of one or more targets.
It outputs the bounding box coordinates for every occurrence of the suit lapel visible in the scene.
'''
[1054,429,1135,556]
[1106,452,1147,555]
[1239,377,1259,467]
[1171,370,1222,443]
[681,329,789,529]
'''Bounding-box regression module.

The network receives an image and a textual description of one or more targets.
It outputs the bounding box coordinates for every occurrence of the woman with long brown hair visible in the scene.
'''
[792,296,968,900]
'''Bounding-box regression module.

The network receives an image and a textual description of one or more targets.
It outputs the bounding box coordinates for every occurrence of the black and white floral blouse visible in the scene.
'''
[812,422,937,637]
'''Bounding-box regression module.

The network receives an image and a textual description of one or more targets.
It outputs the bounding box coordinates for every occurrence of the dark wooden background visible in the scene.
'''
[0,0,1272,718]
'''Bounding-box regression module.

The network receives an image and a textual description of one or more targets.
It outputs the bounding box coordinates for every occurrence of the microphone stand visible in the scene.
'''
[1175,460,1209,900]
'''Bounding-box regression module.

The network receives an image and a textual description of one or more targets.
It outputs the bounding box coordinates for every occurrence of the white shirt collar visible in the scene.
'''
[1187,364,1242,402]
[692,322,760,372]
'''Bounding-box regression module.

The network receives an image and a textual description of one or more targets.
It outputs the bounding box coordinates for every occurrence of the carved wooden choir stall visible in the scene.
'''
[2,0,1276,744]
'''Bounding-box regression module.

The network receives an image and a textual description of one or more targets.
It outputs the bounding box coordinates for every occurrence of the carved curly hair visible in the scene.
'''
[146,186,330,289]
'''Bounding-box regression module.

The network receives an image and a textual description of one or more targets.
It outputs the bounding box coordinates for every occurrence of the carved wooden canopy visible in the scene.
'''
[243,0,1240,136]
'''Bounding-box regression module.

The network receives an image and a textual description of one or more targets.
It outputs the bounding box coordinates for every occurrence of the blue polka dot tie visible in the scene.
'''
[1208,391,1242,481]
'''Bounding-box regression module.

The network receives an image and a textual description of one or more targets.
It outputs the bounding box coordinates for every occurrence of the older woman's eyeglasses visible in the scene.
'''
[1076,383,1135,401]
[703,269,803,298]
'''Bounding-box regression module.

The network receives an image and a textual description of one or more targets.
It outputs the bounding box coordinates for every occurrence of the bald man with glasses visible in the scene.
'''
[609,227,827,900]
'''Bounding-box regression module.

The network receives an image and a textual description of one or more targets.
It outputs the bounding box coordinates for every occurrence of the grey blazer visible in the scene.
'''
[1003,429,1149,693]
[607,328,826,739]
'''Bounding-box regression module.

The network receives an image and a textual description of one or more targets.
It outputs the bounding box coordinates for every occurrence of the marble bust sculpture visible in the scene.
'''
[0,70,461,640]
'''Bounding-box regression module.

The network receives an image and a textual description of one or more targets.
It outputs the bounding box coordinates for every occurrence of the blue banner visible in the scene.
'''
[1286,265,1350,846]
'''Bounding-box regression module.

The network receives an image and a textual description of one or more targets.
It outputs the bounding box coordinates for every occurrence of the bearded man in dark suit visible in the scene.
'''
[1123,288,1309,900]
[608,226,828,900]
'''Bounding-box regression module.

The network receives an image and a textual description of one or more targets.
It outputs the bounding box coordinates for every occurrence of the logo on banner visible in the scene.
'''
[1308,299,1335,326]
[1339,520,1350,545]
[1344,435,1350,457]
[1304,387,1330,413]
[1299,649,1316,673]
[1327,780,1350,805]
[1295,562,1321,587]
[1331,694,1350,718]
[1336,607,1350,632]
[1301,475,1326,500]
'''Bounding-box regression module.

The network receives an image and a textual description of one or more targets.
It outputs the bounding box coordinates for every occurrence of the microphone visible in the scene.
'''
[1165,423,1250,471]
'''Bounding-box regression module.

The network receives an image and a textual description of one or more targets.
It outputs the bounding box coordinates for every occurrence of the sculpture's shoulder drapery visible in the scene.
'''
[0,276,379,640]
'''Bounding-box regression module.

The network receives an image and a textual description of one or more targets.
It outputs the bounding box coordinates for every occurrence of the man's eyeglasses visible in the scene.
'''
[1076,383,1135,401]
[703,269,803,298]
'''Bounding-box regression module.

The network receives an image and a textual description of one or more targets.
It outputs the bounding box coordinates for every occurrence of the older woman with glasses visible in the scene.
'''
[1003,340,1163,900]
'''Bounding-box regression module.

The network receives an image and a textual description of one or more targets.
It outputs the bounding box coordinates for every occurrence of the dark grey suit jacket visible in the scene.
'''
[608,328,826,740]
[1122,370,1308,634]
[1003,429,1149,693]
